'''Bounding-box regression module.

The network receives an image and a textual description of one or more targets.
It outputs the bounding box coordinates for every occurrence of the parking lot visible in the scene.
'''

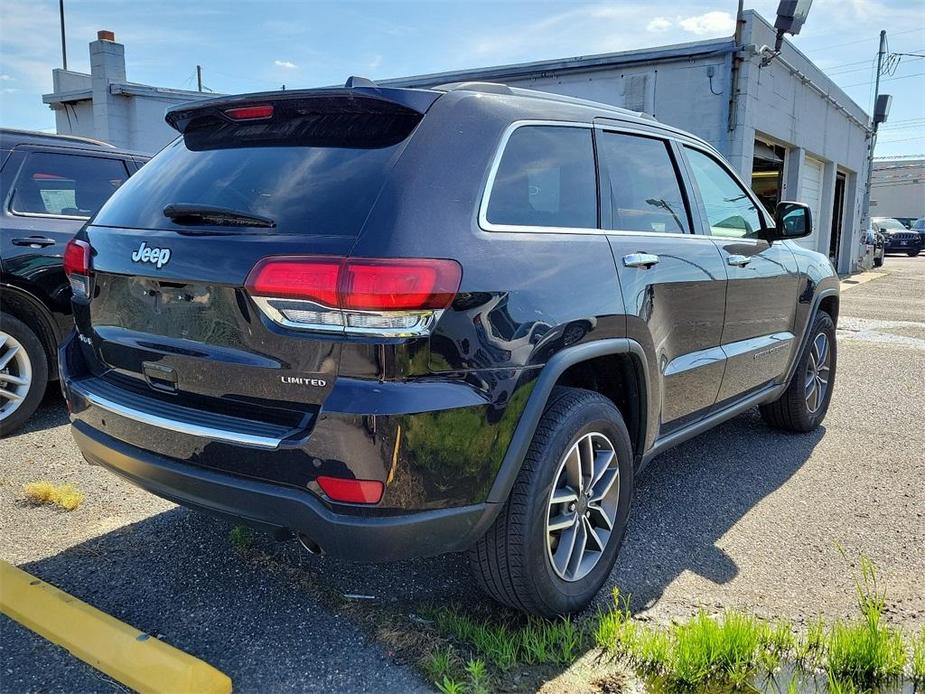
[2,256,923,692]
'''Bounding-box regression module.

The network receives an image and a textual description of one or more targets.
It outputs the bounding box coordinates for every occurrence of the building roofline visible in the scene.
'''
[42,88,93,105]
[741,9,869,121]
[378,36,736,88]
[110,82,217,101]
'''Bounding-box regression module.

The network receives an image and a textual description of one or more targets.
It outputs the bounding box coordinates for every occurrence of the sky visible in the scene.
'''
[1,0,923,157]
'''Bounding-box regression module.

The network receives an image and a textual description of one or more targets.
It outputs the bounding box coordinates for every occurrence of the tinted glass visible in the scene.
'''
[486,126,596,229]
[685,148,763,239]
[93,137,406,236]
[598,132,689,233]
[11,152,128,217]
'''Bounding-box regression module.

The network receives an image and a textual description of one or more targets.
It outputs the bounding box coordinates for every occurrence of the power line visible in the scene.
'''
[841,70,925,88]
[797,25,925,49]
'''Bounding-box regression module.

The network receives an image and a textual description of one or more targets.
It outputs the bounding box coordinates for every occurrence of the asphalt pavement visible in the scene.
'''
[2,256,923,692]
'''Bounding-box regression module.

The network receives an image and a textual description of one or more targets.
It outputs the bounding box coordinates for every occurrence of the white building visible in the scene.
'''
[870,157,925,221]
[43,11,873,272]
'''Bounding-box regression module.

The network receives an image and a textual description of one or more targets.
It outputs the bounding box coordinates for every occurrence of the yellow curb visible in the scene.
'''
[0,561,232,694]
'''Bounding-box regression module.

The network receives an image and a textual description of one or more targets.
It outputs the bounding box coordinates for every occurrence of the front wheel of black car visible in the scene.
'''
[469,387,634,616]
[0,314,49,436]
[907,249,920,257]
[759,311,836,433]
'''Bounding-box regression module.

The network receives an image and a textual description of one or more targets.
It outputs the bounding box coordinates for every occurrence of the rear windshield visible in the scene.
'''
[92,136,406,236]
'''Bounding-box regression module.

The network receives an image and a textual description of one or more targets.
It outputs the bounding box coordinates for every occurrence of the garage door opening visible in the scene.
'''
[751,140,786,214]
[829,172,847,266]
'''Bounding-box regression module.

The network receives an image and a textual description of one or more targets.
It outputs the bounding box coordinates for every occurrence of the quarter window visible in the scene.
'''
[485,126,597,229]
[685,148,764,239]
[11,152,128,218]
[598,132,690,234]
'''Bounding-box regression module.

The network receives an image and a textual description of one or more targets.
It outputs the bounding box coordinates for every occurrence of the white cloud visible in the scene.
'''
[273,60,298,69]
[678,11,736,35]
[646,17,673,32]
[0,74,14,81]
[368,55,383,70]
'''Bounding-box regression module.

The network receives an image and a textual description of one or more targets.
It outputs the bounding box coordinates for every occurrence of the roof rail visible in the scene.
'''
[344,76,378,89]
[435,81,513,95]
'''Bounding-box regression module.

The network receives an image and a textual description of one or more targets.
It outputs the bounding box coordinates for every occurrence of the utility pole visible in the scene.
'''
[196,65,203,92]
[861,30,887,238]
[59,0,67,69]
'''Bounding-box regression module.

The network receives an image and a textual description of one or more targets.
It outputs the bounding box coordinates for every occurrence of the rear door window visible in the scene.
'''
[597,132,690,234]
[10,151,129,218]
[485,125,597,230]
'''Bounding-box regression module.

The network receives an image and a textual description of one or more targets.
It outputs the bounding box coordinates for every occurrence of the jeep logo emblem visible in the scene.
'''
[131,241,172,269]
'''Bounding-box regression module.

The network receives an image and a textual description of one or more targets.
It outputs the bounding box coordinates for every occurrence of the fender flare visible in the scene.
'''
[0,283,62,379]
[486,338,649,505]
[781,287,839,387]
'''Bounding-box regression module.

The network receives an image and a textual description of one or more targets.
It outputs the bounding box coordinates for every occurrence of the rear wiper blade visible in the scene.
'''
[163,203,276,228]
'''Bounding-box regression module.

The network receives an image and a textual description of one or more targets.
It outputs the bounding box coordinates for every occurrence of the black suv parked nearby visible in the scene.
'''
[60,82,839,616]
[0,130,147,434]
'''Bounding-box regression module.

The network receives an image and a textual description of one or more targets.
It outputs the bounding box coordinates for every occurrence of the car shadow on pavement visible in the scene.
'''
[6,408,823,692]
[605,408,826,614]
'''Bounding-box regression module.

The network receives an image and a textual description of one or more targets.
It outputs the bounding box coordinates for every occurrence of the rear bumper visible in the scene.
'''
[71,420,493,562]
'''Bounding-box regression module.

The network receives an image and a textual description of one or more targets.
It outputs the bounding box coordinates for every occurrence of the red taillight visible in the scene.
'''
[224,104,274,121]
[342,259,460,311]
[316,476,384,504]
[245,256,462,311]
[247,257,342,306]
[63,239,91,276]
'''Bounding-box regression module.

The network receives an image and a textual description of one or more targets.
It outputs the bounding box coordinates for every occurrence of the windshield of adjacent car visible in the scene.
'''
[874,218,907,230]
[913,219,925,230]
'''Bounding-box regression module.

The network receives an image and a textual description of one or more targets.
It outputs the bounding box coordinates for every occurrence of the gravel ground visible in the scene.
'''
[2,257,923,692]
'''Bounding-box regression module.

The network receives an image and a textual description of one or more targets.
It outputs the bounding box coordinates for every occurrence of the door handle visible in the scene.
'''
[12,236,56,248]
[623,252,660,268]
[726,254,751,267]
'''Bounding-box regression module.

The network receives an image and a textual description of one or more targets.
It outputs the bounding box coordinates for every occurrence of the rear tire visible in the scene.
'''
[0,314,49,436]
[907,250,920,257]
[873,253,883,267]
[469,387,634,616]
[759,311,836,432]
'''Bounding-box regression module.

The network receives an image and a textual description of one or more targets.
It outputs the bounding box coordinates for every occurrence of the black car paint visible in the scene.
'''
[0,130,147,378]
[59,86,839,559]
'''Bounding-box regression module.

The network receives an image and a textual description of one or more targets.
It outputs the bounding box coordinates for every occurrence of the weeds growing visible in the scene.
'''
[23,481,84,511]
[228,524,255,552]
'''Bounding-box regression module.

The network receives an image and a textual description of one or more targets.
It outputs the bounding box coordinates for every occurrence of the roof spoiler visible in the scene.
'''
[165,78,440,134]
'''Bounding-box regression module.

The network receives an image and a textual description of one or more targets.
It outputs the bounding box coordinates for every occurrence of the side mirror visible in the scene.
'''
[769,201,813,241]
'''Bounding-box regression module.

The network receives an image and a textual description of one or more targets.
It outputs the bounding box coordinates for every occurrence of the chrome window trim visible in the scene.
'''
[479,119,708,239]
[478,120,600,235]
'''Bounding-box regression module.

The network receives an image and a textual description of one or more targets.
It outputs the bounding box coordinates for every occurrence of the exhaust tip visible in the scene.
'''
[297,533,323,555]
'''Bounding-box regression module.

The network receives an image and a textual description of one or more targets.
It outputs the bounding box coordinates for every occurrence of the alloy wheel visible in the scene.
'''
[804,332,831,413]
[545,432,620,582]
[0,331,33,422]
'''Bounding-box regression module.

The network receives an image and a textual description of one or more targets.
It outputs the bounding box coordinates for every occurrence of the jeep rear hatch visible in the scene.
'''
[74,86,447,422]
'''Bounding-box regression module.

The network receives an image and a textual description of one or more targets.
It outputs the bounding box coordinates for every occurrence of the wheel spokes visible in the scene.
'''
[546,431,621,582]
[0,345,19,371]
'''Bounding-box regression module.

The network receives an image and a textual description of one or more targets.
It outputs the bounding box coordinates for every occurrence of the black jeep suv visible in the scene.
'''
[60,82,838,616]
[0,129,147,434]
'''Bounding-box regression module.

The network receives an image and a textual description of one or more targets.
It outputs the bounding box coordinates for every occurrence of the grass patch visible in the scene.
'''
[823,555,906,686]
[910,628,925,684]
[425,604,585,671]
[23,480,84,511]
[228,524,255,552]
[596,589,791,689]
